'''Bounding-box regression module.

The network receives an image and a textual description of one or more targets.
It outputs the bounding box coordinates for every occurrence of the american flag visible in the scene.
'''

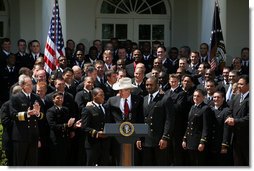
[44,0,65,74]
[209,1,226,71]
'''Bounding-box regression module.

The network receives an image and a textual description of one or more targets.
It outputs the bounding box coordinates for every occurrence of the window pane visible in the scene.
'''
[152,25,164,40]
[102,24,114,39]
[139,25,151,40]
[0,21,3,37]
[101,1,115,13]
[116,24,127,39]
[151,2,166,14]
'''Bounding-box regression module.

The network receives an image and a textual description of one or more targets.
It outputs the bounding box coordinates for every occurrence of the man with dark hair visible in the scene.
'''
[136,76,175,166]
[225,75,249,166]
[81,88,111,166]
[0,37,12,67]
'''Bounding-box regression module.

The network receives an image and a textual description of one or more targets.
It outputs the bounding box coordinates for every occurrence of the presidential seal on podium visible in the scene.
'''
[119,121,134,137]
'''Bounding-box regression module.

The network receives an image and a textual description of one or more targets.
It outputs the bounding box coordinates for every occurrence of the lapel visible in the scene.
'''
[233,94,249,114]
[130,95,138,113]
[144,93,164,116]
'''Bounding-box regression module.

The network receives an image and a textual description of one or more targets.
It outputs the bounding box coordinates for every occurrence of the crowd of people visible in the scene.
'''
[0,37,249,166]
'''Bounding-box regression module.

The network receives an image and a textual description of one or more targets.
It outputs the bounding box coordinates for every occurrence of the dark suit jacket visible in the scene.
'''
[183,102,212,150]
[125,62,135,78]
[103,82,118,101]
[45,91,77,118]
[0,65,19,103]
[9,92,44,142]
[142,93,175,147]
[227,94,249,152]
[164,87,188,137]
[142,54,154,73]
[105,94,143,123]
[208,104,231,153]
[46,105,74,145]
[81,104,110,148]
[75,90,92,115]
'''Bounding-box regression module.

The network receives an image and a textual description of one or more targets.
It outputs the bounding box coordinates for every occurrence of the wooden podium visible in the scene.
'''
[104,122,148,166]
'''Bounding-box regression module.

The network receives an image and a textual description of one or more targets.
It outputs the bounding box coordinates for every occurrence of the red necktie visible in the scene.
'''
[124,99,129,118]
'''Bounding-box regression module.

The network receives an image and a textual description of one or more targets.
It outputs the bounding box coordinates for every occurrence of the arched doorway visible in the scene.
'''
[0,0,9,39]
[96,0,171,47]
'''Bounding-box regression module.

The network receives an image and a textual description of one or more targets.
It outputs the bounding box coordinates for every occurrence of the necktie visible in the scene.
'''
[99,105,104,114]
[226,84,232,101]
[149,94,153,104]
[10,67,13,72]
[108,65,111,70]
[240,94,244,103]
[124,99,129,119]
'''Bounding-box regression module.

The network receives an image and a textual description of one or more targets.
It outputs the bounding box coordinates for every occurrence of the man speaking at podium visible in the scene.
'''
[105,77,144,165]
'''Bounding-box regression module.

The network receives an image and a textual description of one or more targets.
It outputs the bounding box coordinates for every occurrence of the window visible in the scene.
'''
[101,0,166,14]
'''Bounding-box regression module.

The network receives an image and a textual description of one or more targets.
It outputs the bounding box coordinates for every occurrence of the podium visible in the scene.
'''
[104,122,148,166]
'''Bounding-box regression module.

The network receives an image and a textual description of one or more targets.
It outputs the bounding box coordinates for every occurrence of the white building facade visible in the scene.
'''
[0,0,249,63]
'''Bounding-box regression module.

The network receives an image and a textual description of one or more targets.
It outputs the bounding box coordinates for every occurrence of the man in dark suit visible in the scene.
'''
[27,40,44,70]
[103,70,118,101]
[207,91,233,166]
[164,74,188,166]
[182,89,213,166]
[15,39,30,68]
[132,67,148,97]
[167,47,179,74]
[45,77,77,116]
[225,75,249,166]
[141,41,154,73]
[75,76,93,115]
[81,88,111,166]
[106,77,144,165]
[0,37,11,67]
[0,85,22,166]
[125,49,143,78]
[0,54,20,105]
[9,75,44,166]
[136,76,175,166]
[46,92,77,166]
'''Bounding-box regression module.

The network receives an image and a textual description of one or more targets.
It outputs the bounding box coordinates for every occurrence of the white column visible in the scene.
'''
[201,0,227,44]
[42,0,66,47]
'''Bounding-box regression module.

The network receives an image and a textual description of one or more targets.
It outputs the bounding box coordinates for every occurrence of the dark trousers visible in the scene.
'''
[86,140,110,166]
[187,149,206,166]
[141,146,170,166]
[172,137,189,166]
[233,142,249,166]
[13,140,38,166]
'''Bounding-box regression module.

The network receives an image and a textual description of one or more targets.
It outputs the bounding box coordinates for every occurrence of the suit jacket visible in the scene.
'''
[0,65,19,103]
[164,58,179,74]
[46,105,74,145]
[103,82,118,101]
[81,104,110,148]
[142,54,154,73]
[125,62,135,78]
[164,87,188,137]
[15,52,30,68]
[131,78,148,97]
[183,102,212,150]
[105,94,143,123]
[227,94,249,150]
[208,104,231,153]
[75,90,92,115]
[9,92,44,142]
[142,93,175,147]
[45,91,77,118]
